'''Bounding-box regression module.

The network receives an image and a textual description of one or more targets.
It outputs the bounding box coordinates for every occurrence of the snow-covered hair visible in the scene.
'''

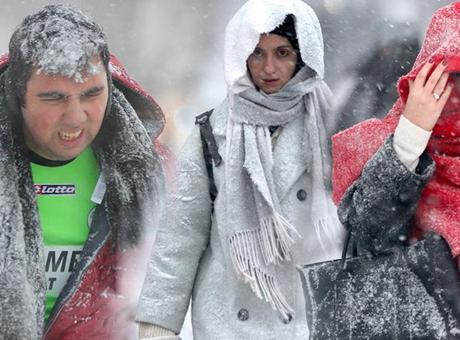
[7,4,110,106]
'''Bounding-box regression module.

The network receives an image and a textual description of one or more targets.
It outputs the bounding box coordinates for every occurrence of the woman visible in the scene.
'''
[136,0,344,338]
[333,2,460,256]
[332,2,460,337]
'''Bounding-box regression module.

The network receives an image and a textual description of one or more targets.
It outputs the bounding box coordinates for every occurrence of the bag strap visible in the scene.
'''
[340,230,351,267]
[195,109,222,206]
[340,229,358,269]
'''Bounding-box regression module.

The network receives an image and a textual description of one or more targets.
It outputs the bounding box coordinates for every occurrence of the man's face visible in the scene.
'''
[22,65,108,161]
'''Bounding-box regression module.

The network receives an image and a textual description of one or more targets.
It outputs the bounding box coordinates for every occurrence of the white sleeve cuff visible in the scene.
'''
[393,115,432,172]
[141,337,180,340]
[139,322,178,338]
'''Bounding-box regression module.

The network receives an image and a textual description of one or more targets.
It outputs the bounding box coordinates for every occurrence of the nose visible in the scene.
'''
[263,54,276,74]
[63,98,86,125]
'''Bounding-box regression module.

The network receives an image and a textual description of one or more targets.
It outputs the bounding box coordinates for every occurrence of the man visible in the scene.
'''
[0,5,165,339]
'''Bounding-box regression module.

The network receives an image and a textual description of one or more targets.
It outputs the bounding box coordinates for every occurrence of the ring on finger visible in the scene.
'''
[433,92,441,100]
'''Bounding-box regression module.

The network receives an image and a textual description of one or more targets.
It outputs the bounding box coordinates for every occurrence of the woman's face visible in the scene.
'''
[247,34,298,94]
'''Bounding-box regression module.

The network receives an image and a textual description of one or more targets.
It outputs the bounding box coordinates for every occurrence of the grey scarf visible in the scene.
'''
[225,68,338,319]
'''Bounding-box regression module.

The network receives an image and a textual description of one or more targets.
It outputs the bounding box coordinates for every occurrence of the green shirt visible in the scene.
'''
[31,148,100,320]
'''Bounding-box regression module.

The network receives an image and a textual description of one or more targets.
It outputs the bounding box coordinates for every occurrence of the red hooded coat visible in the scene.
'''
[332,3,460,255]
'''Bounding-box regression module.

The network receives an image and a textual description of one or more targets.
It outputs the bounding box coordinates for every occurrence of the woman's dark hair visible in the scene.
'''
[270,14,305,74]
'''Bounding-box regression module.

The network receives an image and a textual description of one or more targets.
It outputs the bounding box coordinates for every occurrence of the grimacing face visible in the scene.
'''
[22,62,109,161]
[247,33,298,94]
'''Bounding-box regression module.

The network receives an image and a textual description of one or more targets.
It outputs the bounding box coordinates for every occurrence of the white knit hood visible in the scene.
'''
[224,0,324,89]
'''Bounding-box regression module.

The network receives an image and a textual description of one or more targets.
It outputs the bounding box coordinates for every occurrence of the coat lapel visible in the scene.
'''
[213,104,310,202]
[273,115,310,201]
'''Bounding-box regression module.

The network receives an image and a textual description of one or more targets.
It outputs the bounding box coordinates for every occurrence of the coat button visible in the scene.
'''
[282,314,293,324]
[237,308,249,321]
[297,189,307,201]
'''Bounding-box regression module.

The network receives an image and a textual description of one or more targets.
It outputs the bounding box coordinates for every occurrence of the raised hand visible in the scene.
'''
[403,60,454,131]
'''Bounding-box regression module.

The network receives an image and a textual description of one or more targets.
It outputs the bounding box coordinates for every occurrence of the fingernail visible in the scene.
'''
[442,59,448,66]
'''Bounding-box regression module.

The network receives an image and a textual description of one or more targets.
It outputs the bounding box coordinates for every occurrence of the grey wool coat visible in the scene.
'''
[337,136,434,252]
[336,136,460,338]
[136,102,344,340]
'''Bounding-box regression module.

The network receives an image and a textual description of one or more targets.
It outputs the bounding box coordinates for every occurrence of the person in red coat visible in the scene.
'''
[0,5,166,340]
[332,2,460,256]
[331,4,460,337]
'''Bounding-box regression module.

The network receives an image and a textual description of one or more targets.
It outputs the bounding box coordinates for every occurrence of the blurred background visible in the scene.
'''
[0,1,452,338]
[1,0,452,151]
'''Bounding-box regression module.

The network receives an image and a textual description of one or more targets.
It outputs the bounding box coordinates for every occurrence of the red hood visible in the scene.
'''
[396,2,460,110]
[0,53,165,141]
[332,2,460,204]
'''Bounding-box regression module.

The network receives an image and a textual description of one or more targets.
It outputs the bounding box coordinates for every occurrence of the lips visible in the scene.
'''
[263,79,279,84]
[58,129,83,141]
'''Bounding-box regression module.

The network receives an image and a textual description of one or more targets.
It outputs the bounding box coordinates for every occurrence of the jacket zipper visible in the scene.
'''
[42,233,109,339]
[43,178,107,338]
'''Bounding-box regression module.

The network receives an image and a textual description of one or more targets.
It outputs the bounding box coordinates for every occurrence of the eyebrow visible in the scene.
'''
[37,91,67,100]
[81,85,106,96]
[36,86,106,99]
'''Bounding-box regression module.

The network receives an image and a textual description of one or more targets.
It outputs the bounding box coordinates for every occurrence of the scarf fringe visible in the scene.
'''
[260,213,300,264]
[229,237,295,319]
[229,214,299,319]
[229,214,299,268]
[313,214,343,251]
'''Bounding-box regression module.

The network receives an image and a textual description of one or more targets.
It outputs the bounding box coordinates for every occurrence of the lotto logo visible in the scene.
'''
[35,184,76,195]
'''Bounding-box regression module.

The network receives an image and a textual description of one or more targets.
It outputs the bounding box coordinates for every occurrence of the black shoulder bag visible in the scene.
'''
[298,230,460,339]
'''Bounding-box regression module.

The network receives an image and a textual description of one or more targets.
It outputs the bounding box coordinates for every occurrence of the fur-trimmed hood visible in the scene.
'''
[0,53,166,339]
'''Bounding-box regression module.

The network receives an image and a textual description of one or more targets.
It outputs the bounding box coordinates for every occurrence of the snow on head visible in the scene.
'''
[11,4,108,82]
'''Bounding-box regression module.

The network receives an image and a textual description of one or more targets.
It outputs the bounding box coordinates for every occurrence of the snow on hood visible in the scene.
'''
[331,2,460,206]
[109,55,165,140]
[224,0,324,89]
[396,3,460,106]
